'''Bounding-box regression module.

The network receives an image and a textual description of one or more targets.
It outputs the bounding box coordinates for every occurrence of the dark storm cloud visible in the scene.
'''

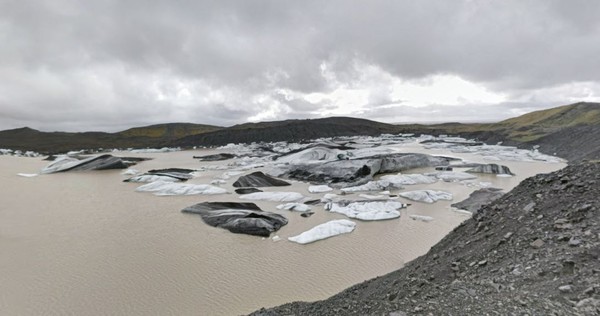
[0,0,599,131]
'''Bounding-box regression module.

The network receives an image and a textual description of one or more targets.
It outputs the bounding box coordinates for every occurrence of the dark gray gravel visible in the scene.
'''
[250,162,600,315]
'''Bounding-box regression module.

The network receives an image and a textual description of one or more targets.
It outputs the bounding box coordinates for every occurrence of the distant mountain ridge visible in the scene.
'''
[0,102,598,161]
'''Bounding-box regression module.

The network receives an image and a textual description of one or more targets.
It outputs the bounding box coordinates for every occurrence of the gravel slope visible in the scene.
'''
[251,162,600,315]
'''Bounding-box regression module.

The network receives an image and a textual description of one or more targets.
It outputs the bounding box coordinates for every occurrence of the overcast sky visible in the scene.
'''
[1,0,599,132]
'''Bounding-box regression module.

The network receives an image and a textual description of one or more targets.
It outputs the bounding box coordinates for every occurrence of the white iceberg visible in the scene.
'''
[276,203,312,212]
[17,173,38,177]
[41,156,82,173]
[430,171,477,182]
[341,180,391,192]
[288,219,356,244]
[239,191,304,202]
[135,181,227,196]
[359,193,394,200]
[399,190,453,203]
[129,147,180,153]
[380,173,437,185]
[126,174,182,183]
[325,201,406,220]
[308,185,333,193]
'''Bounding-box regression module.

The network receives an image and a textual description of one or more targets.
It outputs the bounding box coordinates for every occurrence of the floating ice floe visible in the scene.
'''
[409,215,434,222]
[124,168,195,182]
[233,171,290,187]
[276,203,312,212]
[399,190,453,203]
[288,219,356,244]
[135,181,227,196]
[325,200,406,220]
[452,208,473,216]
[129,147,180,153]
[428,171,478,182]
[308,185,333,193]
[359,193,394,200]
[379,173,437,185]
[17,173,38,177]
[341,180,393,192]
[42,154,128,174]
[239,191,304,202]
[121,169,139,175]
[125,175,181,183]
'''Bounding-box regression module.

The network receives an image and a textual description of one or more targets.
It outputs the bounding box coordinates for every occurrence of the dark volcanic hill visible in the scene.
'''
[1,102,598,161]
[251,161,600,316]
[168,117,418,147]
[0,123,221,153]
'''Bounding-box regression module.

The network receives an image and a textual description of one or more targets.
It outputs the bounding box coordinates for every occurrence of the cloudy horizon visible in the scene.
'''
[1,1,599,132]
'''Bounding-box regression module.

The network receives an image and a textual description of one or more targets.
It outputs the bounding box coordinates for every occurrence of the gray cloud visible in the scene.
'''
[0,0,599,131]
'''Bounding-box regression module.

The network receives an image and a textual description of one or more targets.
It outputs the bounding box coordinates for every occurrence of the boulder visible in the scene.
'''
[182,202,288,237]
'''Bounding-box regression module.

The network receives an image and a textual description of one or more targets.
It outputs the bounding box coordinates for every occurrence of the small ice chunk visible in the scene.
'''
[308,185,333,193]
[452,208,473,216]
[121,169,139,175]
[276,203,312,212]
[17,173,38,177]
[136,181,227,196]
[288,219,356,244]
[409,215,434,222]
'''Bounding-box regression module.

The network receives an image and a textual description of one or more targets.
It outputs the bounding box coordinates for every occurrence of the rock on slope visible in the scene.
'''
[251,162,600,315]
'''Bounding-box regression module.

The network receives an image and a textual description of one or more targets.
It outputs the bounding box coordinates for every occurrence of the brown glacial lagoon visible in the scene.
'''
[0,142,565,315]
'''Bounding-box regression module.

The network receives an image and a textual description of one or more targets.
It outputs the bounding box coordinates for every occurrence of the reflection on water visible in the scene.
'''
[0,144,564,315]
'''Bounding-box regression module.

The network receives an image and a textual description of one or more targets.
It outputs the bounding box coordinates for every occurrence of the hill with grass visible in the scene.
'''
[0,123,222,153]
[433,102,600,161]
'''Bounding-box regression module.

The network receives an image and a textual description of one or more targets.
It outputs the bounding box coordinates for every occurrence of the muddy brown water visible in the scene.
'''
[0,144,565,315]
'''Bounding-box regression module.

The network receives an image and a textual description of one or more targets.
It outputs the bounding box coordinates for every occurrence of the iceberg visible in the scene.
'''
[135,181,227,196]
[380,173,437,185]
[429,171,477,182]
[308,185,333,193]
[182,202,287,237]
[288,219,356,244]
[325,200,406,220]
[399,190,453,203]
[41,154,128,174]
[239,191,304,202]
[341,180,391,192]
[276,203,312,212]
[233,171,291,187]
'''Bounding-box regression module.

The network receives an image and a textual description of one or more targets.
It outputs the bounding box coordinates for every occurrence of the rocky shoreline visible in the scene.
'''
[251,162,600,315]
